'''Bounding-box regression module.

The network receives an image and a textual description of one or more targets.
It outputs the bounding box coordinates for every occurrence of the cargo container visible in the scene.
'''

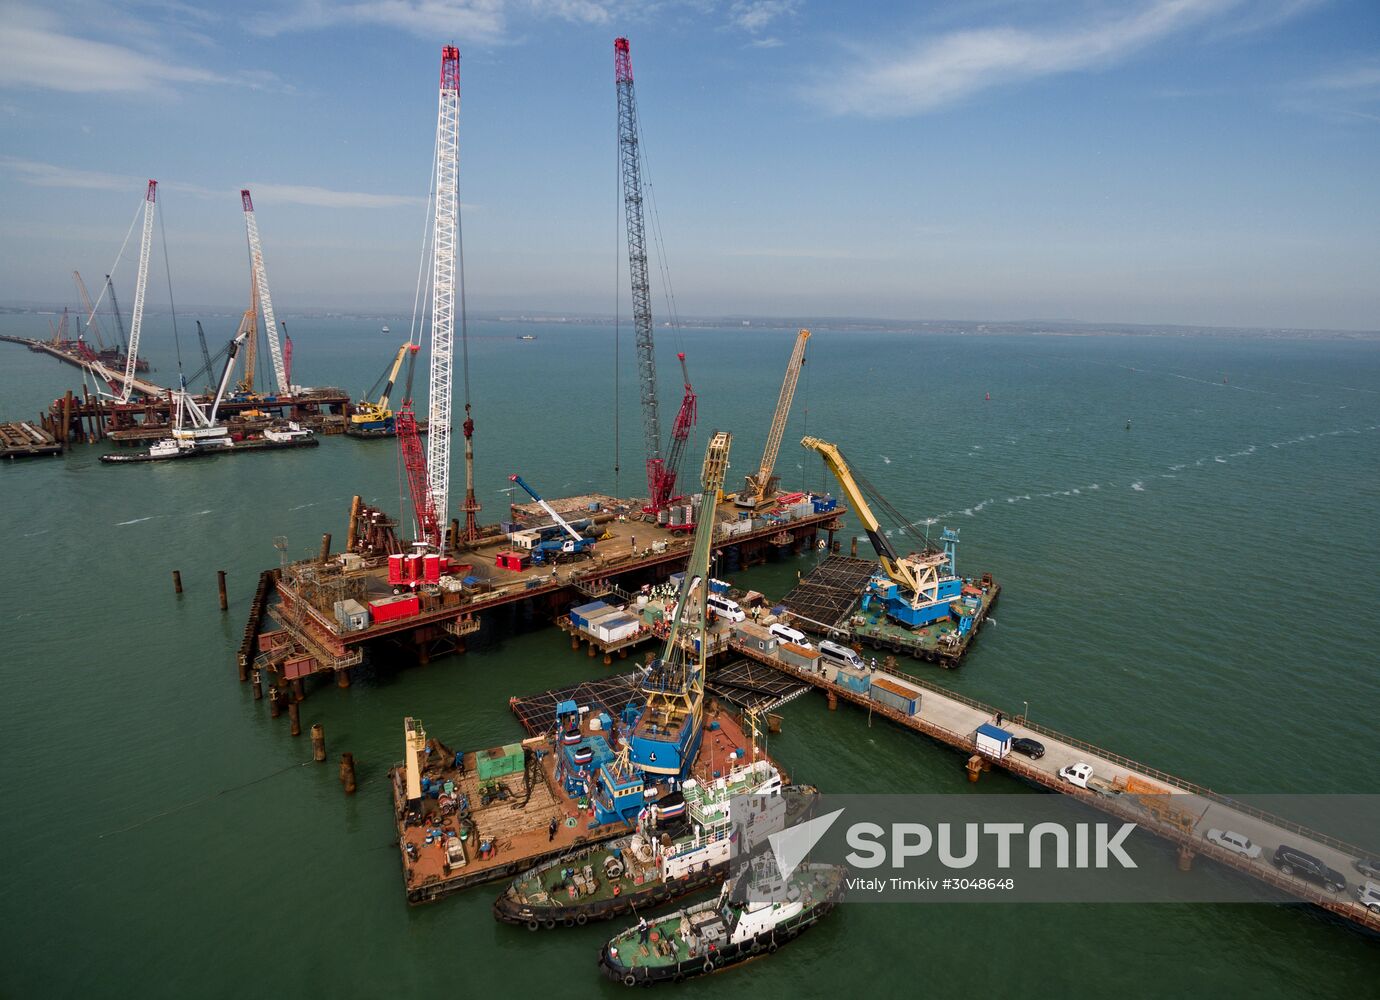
[388,553,405,585]
[733,621,777,654]
[494,550,529,572]
[595,612,640,643]
[974,723,1012,760]
[569,600,610,630]
[509,529,541,550]
[831,665,872,695]
[581,605,625,633]
[333,598,370,632]
[476,743,524,780]
[369,594,421,623]
[870,676,921,716]
[778,642,821,673]
[812,494,838,513]
[339,552,365,572]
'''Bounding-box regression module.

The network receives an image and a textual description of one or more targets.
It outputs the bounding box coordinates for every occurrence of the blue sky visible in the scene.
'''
[1,0,1377,329]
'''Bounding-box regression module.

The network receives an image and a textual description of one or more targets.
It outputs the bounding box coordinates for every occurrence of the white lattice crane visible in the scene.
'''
[107,180,157,403]
[427,45,461,544]
[240,189,290,396]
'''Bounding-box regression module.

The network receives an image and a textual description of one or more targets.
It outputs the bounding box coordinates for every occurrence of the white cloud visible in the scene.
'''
[252,0,619,41]
[813,0,1252,117]
[0,157,423,208]
[729,1,798,34]
[0,4,226,93]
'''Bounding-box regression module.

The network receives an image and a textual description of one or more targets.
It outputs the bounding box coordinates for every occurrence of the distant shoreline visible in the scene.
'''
[2,304,1374,341]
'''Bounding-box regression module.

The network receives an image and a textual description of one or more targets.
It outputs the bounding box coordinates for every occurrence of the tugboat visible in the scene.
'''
[494,757,814,929]
[598,857,844,986]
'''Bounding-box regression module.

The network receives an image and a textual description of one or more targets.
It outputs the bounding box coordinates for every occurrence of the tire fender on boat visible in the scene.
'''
[622,974,637,988]
[526,919,540,932]
[575,913,588,926]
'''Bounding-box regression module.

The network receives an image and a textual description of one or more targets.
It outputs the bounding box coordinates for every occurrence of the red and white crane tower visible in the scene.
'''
[615,37,696,514]
[110,180,157,403]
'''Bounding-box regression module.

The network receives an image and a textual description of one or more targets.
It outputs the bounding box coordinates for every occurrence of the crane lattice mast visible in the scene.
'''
[240,189,290,396]
[104,275,128,355]
[615,37,668,510]
[114,180,156,403]
[744,328,811,505]
[72,271,105,350]
[428,45,460,545]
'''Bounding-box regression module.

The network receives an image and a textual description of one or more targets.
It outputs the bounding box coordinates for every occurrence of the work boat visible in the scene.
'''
[262,421,313,442]
[598,856,844,986]
[494,758,815,929]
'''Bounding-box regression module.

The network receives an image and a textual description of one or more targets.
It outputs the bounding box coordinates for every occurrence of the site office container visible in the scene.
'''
[733,621,778,654]
[778,642,821,672]
[570,601,610,629]
[870,676,921,716]
[581,605,625,635]
[369,594,420,623]
[830,665,872,695]
[974,723,1012,759]
[595,613,640,643]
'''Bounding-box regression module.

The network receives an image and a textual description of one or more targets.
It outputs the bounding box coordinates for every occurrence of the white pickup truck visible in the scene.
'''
[1205,828,1262,859]
[1057,762,1123,798]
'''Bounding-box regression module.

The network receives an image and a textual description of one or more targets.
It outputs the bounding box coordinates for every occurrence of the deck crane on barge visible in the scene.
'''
[615,37,697,516]
[801,436,963,629]
[508,474,596,561]
[629,430,733,780]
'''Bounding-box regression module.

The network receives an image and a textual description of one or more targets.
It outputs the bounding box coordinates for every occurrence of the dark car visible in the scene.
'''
[1011,737,1045,760]
[1272,845,1347,893]
[1354,857,1380,880]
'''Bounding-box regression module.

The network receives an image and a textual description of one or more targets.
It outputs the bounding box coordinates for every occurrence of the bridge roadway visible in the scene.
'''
[15,338,167,397]
[730,640,1380,933]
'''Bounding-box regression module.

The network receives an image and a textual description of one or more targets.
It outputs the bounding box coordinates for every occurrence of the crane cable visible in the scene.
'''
[157,195,184,376]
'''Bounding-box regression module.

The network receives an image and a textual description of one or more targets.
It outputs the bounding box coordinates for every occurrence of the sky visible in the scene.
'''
[0,0,1377,330]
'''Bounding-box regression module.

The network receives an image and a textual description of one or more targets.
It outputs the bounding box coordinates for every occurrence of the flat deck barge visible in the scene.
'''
[779,555,999,666]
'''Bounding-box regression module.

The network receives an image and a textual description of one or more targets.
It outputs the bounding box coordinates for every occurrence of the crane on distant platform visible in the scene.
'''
[105,180,156,404]
[616,37,694,514]
[739,328,810,508]
[240,189,290,396]
[352,343,411,433]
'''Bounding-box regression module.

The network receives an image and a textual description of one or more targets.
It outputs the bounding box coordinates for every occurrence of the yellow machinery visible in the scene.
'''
[801,435,952,611]
[351,343,411,431]
[234,277,260,394]
[738,328,810,508]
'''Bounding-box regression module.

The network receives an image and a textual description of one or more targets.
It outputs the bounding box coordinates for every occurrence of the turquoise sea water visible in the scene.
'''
[1,317,1377,997]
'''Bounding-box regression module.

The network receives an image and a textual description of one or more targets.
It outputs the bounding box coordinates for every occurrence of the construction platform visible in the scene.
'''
[705,659,810,715]
[727,638,1380,935]
[391,727,631,906]
[243,493,846,687]
[509,670,788,784]
[778,555,999,667]
[0,421,61,459]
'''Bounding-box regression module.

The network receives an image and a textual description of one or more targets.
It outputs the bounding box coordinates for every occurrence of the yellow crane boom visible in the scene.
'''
[235,276,259,394]
[800,435,948,608]
[352,343,411,426]
[740,328,810,507]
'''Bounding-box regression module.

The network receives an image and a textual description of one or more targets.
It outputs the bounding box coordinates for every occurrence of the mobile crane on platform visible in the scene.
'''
[801,436,963,629]
[508,474,596,563]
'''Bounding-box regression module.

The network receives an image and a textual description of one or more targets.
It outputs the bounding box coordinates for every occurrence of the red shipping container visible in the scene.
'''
[369,594,420,623]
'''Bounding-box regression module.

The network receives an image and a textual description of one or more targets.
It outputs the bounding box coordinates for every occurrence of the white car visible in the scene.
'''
[1357,880,1380,914]
[1205,828,1262,860]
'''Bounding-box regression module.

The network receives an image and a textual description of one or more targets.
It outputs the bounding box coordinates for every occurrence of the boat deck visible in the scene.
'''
[391,740,632,905]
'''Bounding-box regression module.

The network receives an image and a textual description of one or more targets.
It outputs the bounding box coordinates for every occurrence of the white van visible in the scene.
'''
[818,640,864,671]
[706,594,746,623]
[769,623,811,648]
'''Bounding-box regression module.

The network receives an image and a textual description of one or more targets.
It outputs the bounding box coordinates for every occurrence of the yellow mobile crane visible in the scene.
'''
[349,343,411,436]
[737,328,810,508]
[801,436,959,625]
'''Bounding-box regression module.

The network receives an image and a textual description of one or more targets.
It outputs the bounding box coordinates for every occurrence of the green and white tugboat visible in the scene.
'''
[494,756,815,929]
[598,856,844,986]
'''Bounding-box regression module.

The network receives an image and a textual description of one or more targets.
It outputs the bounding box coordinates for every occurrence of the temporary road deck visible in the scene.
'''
[729,639,1380,934]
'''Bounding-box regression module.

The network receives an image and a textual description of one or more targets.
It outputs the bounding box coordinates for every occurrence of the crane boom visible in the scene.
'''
[509,475,583,543]
[396,344,438,546]
[427,46,460,544]
[104,275,128,354]
[800,436,923,600]
[111,180,157,403]
[72,271,106,350]
[744,329,810,506]
[615,37,666,508]
[240,189,289,395]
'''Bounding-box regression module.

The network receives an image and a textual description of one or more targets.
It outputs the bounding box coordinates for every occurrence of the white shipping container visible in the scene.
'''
[596,613,640,643]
